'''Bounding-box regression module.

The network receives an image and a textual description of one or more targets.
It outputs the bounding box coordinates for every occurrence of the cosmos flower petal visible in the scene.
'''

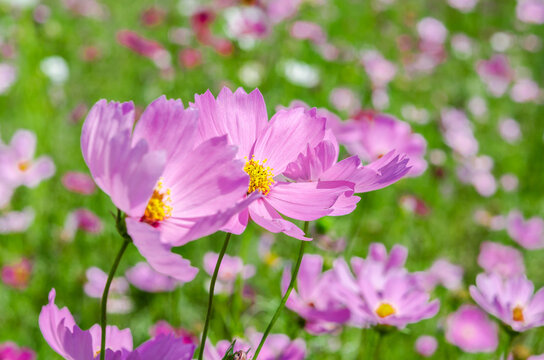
[248,198,309,240]
[126,218,199,283]
[252,107,326,174]
[266,182,347,221]
[192,87,268,158]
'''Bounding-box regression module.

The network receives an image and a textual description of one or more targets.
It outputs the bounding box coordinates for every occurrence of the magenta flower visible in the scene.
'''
[116,30,167,61]
[0,342,36,360]
[61,171,96,195]
[192,87,348,240]
[414,259,464,292]
[335,112,427,177]
[440,108,479,158]
[476,54,513,97]
[281,254,350,334]
[415,336,437,357]
[1,258,32,290]
[0,63,17,94]
[470,273,544,331]
[283,131,410,216]
[126,262,181,293]
[39,289,195,360]
[81,96,256,282]
[0,129,55,188]
[507,210,544,249]
[83,267,132,314]
[203,252,255,294]
[149,321,198,345]
[478,241,525,278]
[204,332,305,360]
[517,0,544,24]
[334,243,439,328]
[61,209,102,241]
[445,305,498,353]
[0,207,34,234]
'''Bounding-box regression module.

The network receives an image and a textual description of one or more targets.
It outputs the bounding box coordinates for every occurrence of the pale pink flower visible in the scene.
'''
[126,262,181,293]
[203,252,255,294]
[415,336,437,357]
[61,171,96,194]
[445,305,498,352]
[1,258,32,290]
[0,207,34,234]
[507,210,544,249]
[510,78,541,103]
[478,241,525,278]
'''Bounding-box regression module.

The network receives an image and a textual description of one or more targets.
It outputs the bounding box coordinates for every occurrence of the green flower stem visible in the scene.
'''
[253,221,309,360]
[373,330,384,360]
[100,210,131,360]
[198,232,233,360]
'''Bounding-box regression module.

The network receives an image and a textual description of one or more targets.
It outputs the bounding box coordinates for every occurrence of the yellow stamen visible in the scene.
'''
[141,179,172,225]
[243,156,275,195]
[18,161,31,172]
[376,302,396,318]
[513,306,524,322]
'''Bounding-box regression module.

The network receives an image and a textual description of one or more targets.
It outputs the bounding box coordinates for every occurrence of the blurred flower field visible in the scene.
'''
[1,0,544,359]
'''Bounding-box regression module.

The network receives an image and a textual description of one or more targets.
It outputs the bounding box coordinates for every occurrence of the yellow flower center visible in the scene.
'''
[243,156,275,195]
[141,179,172,225]
[376,302,396,318]
[18,161,31,172]
[14,265,30,284]
[512,306,524,322]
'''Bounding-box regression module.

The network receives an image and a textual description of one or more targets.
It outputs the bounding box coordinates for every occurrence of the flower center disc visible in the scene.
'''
[512,306,524,322]
[244,156,275,195]
[376,302,396,318]
[141,180,172,226]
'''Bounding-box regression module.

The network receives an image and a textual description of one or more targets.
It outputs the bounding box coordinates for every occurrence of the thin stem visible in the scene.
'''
[253,221,309,360]
[373,331,384,360]
[198,232,232,360]
[355,327,368,360]
[99,230,131,360]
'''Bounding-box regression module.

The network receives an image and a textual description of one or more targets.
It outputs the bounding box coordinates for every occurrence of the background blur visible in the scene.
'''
[0,0,543,358]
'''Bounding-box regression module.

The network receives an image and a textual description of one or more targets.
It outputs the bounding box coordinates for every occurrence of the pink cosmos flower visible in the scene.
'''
[203,252,255,294]
[61,171,96,194]
[126,262,181,293]
[0,129,55,188]
[456,155,497,197]
[334,243,439,328]
[192,87,348,240]
[328,88,361,114]
[224,6,270,41]
[83,267,132,314]
[0,342,36,360]
[417,18,448,45]
[0,63,17,94]
[498,118,521,143]
[335,111,427,177]
[445,305,498,353]
[476,55,513,97]
[266,0,302,24]
[478,241,525,278]
[39,289,195,360]
[116,30,170,69]
[415,336,437,357]
[440,108,479,158]
[290,21,326,45]
[1,258,32,290]
[470,273,544,331]
[178,48,202,69]
[283,131,410,216]
[62,208,102,240]
[281,254,350,334]
[517,0,544,24]
[529,355,544,360]
[507,211,544,249]
[140,6,166,27]
[399,194,430,216]
[149,321,198,345]
[414,259,464,292]
[360,51,397,89]
[81,96,257,282]
[0,207,34,234]
[510,78,541,103]
[204,332,305,360]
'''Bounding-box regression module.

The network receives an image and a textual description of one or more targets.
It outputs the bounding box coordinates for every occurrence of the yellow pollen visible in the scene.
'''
[244,156,275,195]
[18,161,31,172]
[141,179,172,225]
[376,302,396,318]
[513,306,525,322]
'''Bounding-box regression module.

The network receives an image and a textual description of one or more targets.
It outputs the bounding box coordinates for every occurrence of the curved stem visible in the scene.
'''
[198,232,232,360]
[99,235,131,360]
[253,221,309,360]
